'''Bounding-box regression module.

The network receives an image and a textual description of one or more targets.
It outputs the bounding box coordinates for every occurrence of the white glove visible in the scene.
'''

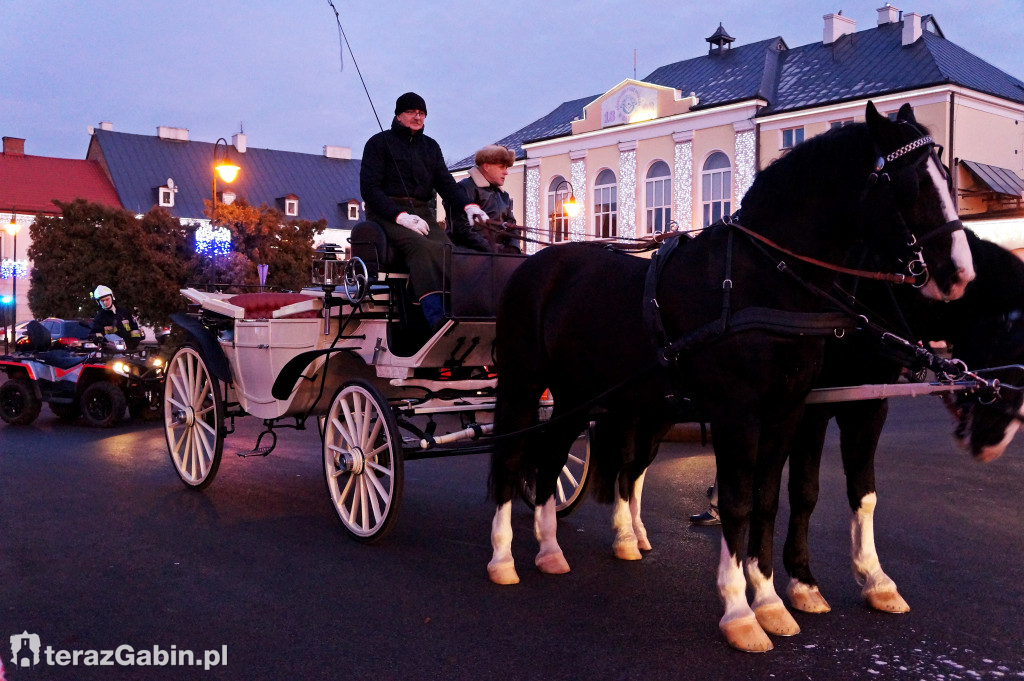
[396,212,429,236]
[465,204,489,226]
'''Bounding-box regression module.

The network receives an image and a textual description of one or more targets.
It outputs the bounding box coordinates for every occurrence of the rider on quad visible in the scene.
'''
[90,284,143,350]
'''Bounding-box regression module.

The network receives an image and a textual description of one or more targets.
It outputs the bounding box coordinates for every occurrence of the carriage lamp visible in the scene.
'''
[554,180,581,218]
[312,243,347,289]
[211,138,241,224]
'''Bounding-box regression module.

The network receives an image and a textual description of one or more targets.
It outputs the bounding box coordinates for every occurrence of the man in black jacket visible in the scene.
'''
[360,92,488,330]
[447,144,521,254]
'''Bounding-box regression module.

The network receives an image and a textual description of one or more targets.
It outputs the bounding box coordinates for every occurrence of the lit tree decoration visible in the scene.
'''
[195,224,233,257]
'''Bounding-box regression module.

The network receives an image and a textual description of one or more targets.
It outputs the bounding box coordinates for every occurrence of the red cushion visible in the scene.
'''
[227,292,319,319]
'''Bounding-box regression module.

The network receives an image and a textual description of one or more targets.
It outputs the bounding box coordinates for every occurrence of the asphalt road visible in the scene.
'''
[2,395,1022,680]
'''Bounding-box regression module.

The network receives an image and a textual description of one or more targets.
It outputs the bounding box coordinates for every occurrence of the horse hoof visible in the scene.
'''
[535,550,570,575]
[613,541,643,561]
[787,583,832,614]
[865,589,910,613]
[487,561,520,585]
[754,603,801,636]
[720,616,774,653]
[637,536,653,552]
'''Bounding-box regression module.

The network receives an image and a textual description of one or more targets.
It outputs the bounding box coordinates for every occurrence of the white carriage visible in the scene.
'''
[162,224,589,542]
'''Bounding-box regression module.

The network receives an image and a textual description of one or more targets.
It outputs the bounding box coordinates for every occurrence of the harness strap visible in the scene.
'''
[731,223,918,284]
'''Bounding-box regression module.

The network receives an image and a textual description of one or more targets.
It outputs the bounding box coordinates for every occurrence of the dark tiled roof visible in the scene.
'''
[643,37,786,109]
[0,153,121,214]
[451,18,1024,171]
[87,130,363,230]
[449,94,600,171]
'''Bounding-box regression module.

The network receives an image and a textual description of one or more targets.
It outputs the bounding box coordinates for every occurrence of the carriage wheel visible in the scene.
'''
[519,422,593,518]
[323,380,404,543]
[163,345,224,489]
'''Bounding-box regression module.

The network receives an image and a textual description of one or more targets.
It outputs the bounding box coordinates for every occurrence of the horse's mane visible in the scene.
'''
[740,123,877,227]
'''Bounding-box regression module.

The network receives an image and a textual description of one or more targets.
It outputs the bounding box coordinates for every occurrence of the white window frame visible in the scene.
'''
[347,203,359,220]
[829,118,855,130]
[701,152,732,228]
[644,160,672,234]
[593,169,617,239]
[285,199,299,217]
[547,175,570,243]
[158,187,174,207]
[781,126,805,149]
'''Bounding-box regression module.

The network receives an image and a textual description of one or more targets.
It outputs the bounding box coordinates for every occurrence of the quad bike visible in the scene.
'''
[0,322,164,427]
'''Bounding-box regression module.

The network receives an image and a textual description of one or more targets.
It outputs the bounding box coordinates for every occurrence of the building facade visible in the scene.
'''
[450,7,1024,254]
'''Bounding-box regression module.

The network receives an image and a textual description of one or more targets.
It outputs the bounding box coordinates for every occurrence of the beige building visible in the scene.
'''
[450,7,1024,254]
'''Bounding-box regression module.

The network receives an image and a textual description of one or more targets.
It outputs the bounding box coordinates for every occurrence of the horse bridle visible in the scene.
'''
[864,129,964,288]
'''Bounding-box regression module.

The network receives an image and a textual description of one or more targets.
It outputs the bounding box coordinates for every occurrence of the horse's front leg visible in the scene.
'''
[534,496,570,574]
[714,424,774,653]
[746,416,801,638]
[783,404,833,614]
[836,401,910,613]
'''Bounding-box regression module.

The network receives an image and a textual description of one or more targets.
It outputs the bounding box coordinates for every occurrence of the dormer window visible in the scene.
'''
[280,194,299,217]
[158,179,177,207]
[348,204,358,220]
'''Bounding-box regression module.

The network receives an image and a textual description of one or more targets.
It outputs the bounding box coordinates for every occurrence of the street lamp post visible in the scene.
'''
[210,138,240,225]
[5,213,19,342]
[550,180,580,243]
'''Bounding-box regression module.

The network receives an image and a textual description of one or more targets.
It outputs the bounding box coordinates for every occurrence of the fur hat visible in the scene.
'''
[395,92,427,115]
[474,144,515,168]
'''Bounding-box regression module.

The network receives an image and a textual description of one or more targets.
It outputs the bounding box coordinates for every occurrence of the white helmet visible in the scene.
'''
[93,284,114,309]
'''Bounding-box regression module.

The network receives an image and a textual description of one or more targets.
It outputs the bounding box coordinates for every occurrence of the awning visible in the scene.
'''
[960,160,1024,197]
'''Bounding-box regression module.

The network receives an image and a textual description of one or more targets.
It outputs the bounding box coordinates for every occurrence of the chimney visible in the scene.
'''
[323,145,352,159]
[157,126,189,142]
[233,132,246,153]
[877,4,900,25]
[99,121,113,131]
[823,12,856,45]
[2,137,25,155]
[902,12,922,45]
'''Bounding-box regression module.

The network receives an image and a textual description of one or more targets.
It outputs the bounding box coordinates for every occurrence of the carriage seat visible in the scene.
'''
[226,292,321,319]
[350,221,409,279]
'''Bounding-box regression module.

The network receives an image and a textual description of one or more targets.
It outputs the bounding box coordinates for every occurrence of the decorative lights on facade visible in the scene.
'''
[733,124,756,206]
[673,133,694,232]
[525,164,541,255]
[570,158,587,241]
[618,143,637,240]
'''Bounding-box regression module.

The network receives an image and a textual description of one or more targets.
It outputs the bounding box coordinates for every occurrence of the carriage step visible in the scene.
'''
[236,446,274,458]
[236,429,277,457]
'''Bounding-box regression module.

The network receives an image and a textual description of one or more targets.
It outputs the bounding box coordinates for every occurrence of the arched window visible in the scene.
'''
[593,168,617,238]
[547,175,570,243]
[701,152,732,227]
[645,161,671,234]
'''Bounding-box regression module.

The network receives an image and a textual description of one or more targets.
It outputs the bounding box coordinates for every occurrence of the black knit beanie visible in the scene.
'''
[395,92,427,115]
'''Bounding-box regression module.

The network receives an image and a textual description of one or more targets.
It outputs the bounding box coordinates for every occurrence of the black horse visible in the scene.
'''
[783,229,1024,615]
[487,102,975,652]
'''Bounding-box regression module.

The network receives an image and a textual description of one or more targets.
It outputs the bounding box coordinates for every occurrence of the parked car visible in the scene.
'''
[14,317,104,351]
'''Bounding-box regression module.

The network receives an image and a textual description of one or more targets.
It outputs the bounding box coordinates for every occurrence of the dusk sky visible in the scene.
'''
[4,1,1023,165]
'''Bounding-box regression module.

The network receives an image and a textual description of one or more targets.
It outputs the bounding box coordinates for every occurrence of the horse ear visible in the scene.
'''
[896,102,916,123]
[865,101,887,138]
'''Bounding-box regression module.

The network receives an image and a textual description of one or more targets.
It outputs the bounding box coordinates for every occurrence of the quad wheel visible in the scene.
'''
[323,380,404,543]
[163,345,224,489]
[80,382,126,428]
[519,422,593,518]
[0,379,42,425]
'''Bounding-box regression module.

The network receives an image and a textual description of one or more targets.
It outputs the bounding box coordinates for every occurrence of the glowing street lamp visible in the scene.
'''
[5,212,20,341]
[555,179,581,218]
[210,137,240,224]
